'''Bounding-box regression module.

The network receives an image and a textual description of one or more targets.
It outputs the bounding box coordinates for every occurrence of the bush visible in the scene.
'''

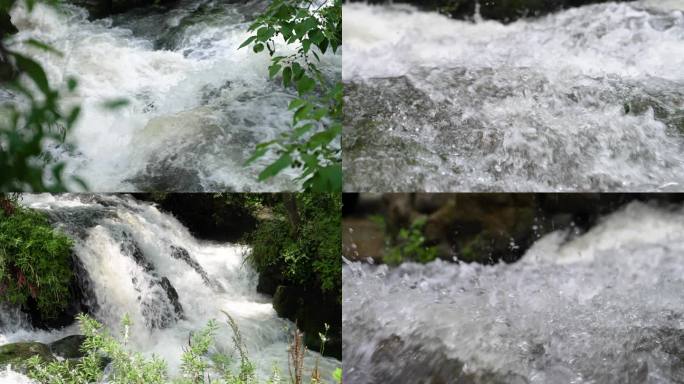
[384,217,438,266]
[26,313,341,384]
[0,198,74,318]
[247,193,341,299]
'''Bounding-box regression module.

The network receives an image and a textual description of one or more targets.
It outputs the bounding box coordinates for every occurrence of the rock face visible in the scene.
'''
[344,194,684,265]
[0,342,55,369]
[67,0,179,19]
[48,335,87,360]
[346,0,633,23]
[272,285,342,360]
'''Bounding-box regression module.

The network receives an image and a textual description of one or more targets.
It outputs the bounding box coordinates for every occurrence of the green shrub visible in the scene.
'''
[0,201,74,317]
[26,313,338,384]
[247,193,341,299]
[384,217,438,266]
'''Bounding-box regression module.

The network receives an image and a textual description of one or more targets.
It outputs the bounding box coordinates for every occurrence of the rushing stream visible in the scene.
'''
[343,1,684,192]
[0,194,339,382]
[5,0,340,191]
[343,201,684,383]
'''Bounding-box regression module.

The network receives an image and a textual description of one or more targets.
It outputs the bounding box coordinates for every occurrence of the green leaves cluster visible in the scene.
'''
[0,0,86,191]
[241,0,342,192]
[384,217,438,266]
[0,199,74,317]
[247,193,341,300]
[26,313,340,384]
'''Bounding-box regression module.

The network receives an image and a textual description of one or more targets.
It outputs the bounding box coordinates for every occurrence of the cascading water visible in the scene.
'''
[343,201,684,383]
[5,0,340,191]
[0,194,340,382]
[343,1,684,192]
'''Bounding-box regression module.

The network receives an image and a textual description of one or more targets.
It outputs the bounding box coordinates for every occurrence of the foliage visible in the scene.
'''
[384,217,438,266]
[241,0,342,192]
[26,313,340,384]
[247,193,341,299]
[0,0,87,191]
[0,199,74,317]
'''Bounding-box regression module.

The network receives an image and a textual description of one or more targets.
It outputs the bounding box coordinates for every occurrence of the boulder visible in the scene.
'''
[48,335,86,359]
[0,342,55,369]
[66,0,179,20]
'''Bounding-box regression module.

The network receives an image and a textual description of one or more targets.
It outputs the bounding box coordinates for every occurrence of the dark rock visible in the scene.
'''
[256,266,283,296]
[272,285,301,320]
[271,285,341,359]
[347,0,633,23]
[0,342,55,369]
[133,193,257,242]
[48,335,86,359]
[66,0,179,20]
[170,245,219,289]
[159,276,183,318]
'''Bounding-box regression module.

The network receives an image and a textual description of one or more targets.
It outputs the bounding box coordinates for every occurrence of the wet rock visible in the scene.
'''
[272,285,301,320]
[67,0,179,19]
[348,0,633,23]
[159,277,183,318]
[271,285,341,359]
[48,335,86,359]
[363,333,528,384]
[170,245,219,289]
[342,218,386,262]
[135,193,256,242]
[0,342,55,369]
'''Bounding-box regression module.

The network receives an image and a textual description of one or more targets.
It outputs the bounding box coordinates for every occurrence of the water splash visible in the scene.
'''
[343,201,684,383]
[343,2,684,191]
[1,194,340,381]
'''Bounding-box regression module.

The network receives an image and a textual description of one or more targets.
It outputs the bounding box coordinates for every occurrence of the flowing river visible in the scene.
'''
[5,0,340,191]
[343,1,684,192]
[343,201,684,383]
[0,194,340,382]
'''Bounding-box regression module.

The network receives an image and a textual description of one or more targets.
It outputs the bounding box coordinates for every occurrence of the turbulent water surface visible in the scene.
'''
[6,0,340,191]
[343,1,684,191]
[0,195,339,382]
[343,202,684,383]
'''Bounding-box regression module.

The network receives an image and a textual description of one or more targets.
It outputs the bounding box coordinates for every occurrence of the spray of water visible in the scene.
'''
[7,0,340,191]
[0,194,340,382]
[343,201,684,383]
[343,1,684,191]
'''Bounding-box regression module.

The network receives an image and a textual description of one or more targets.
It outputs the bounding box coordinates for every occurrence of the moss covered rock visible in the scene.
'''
[0,342,55,369]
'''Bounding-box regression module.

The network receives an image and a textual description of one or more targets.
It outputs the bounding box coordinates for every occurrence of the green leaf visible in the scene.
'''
[238,36,257,49]
[102,98,129,109]
[288,98,306,111]
[307,164,342,192]
[282,66,292,87]
[12,53,50,95]
[244,141,276,165]
[292,123,314,139]
[66,77,78,92]
[296,75,315,95]
[293,103,312,124]
[258,153,292,180]
[66,106,81,127]
[268,63,281,79]
[25,39,62,56]
[253,43,265,53]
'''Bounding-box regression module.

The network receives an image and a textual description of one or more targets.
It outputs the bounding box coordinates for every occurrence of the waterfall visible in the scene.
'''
[0,194,339,382]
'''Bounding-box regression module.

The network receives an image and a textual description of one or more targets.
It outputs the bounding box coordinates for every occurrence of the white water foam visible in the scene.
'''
[1,194,340,382]
[343,201,684,383]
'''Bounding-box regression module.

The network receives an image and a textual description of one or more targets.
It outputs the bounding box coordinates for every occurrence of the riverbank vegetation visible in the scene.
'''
[24,313,342,384]
[0,194,75,318]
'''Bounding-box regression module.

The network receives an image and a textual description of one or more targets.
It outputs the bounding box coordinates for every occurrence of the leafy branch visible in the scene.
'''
[241,0,342,192]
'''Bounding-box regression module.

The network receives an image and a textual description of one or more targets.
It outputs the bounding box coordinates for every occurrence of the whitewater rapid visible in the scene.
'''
[343,201,684,383]
[343,1,684,192]
[0,194,340,382]
[6,0,340,191]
